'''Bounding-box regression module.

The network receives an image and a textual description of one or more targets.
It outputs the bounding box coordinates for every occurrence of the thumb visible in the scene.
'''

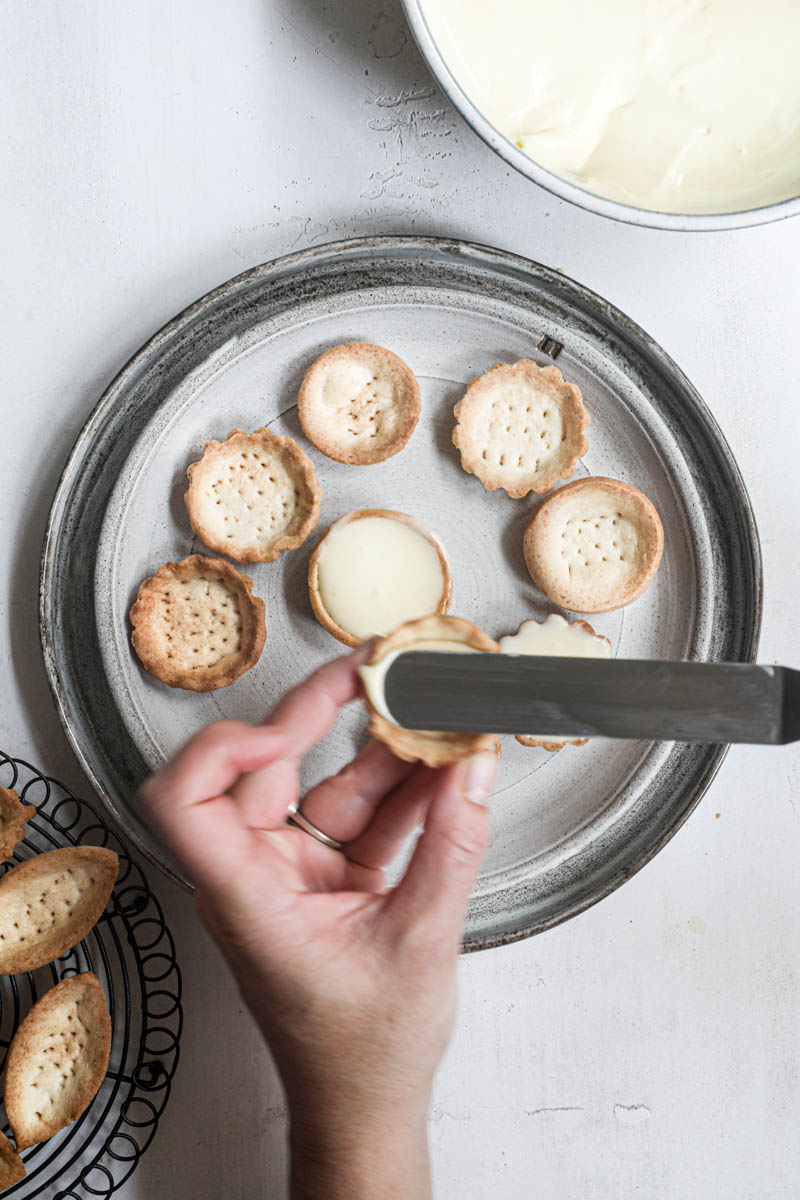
[385,751,497,940]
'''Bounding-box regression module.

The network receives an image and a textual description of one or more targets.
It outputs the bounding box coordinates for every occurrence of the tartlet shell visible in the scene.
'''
[0,787,35,862]
[523,477,664,613]
[0,847,118,976]
[298,342,421,465]
[361,614,501,767]
[129,554,266,692]
[512,618,611,751]
[5,972,111,1150]
[185,428,321,564]
[452,359,590,499]
[0,1131,25,1187]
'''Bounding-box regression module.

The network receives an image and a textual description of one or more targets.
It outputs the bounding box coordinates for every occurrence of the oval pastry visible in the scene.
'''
[5,973,111,1150]
[308,509,452,646]
[129,555,266,692]
[0,847,118,975]
[359,614,501,767]
[0,787,35,862]
[185,428,321,563]
[298,342,421,465]
[523,477,664,612]
[453,359,589,498]
[0,1132,25,1188]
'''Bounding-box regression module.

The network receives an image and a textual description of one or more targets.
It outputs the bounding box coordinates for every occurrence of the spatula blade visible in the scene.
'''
[383,654,800,745]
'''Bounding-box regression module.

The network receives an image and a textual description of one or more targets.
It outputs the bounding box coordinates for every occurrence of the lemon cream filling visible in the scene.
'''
[420,0,800,214]
[316,514,448,641]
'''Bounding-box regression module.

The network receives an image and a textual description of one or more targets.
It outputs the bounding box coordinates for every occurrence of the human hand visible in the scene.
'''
[140,643,497,1199]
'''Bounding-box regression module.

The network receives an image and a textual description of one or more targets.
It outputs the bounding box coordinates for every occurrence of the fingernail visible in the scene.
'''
[462,753,498,806]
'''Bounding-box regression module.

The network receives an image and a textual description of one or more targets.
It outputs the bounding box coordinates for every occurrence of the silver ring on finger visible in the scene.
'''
[286,804,344,852]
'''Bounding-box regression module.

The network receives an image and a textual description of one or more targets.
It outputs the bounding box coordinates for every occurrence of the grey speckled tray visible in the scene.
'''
[40,236,761,950]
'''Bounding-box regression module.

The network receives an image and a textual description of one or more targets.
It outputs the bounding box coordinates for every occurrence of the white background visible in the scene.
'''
[3,1,800,1196]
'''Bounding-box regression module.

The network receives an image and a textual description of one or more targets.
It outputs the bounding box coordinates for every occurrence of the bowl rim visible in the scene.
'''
[400,0,800,232]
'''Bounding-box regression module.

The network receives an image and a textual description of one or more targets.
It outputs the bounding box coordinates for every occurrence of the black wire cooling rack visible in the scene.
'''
[0,751,182,1199]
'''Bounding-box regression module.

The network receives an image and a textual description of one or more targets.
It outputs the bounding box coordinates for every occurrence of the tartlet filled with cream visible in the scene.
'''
[358,614,500,767]
[308,509,452,646]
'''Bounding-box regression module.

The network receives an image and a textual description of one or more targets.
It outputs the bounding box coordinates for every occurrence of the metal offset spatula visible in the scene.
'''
[383,655,800,744]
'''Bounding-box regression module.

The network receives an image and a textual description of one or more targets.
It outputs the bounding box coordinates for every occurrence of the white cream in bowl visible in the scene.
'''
[420,0,800,214]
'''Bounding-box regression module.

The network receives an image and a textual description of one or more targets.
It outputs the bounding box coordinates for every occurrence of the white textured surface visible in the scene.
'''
[2,1,800,1197]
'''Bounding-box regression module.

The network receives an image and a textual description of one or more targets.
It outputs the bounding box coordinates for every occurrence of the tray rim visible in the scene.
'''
[39,234,763,947]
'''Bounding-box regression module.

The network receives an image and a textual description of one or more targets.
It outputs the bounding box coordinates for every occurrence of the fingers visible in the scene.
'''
[266,642,373,761]
[345,763,440,869]
[139,720,286,887]
[142,787,252,890]
[140,643,376,889]
[384,753,497,943]
[284,828,388,895]
[143,720,287,813]
[228,644,381,831]
[299,740,415,845]
[228,757,300,830]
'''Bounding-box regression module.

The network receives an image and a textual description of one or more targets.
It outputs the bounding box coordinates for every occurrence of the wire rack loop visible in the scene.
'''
[0,751,182,1198]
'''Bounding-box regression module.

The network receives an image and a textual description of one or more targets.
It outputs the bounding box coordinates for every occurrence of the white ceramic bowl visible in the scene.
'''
[401,0,800,232]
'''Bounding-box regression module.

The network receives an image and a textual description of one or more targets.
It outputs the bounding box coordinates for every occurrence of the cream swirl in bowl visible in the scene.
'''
[415,0,800,219]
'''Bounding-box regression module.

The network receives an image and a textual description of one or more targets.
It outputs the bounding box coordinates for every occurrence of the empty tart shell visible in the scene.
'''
[129,555,266,692]
[5,972,111,1150]
[523,477,664,613]
[0,847,118,976]
[360,614,501,768]
[185,428,321,563]
[0,1131,24,1187]
[452,359,589,498]
[298,342,421,465]
[308,508,453,647]
[0,787,35,862]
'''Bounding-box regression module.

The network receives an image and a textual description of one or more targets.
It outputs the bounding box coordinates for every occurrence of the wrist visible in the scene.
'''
[289,1099,431,1200]
[288,1071,432,1148]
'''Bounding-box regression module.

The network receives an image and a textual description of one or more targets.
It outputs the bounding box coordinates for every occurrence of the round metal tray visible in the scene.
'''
[40,236,761,950]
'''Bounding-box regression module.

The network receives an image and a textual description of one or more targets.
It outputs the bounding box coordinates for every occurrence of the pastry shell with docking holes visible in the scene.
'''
[0,847,118,976]
[359,615,501,768]
[523,477,664,613]
[308,508,453,647]
[185,428,321,563]
[298,342,421,465]
[0,1131,24,1188]
[452,359,590,498]
[129,554,266,692]
[5,972,111,1150]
